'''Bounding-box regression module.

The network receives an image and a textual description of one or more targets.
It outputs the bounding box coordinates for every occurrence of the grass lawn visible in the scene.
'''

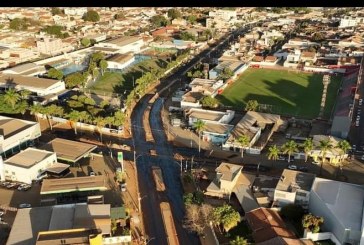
[89,58,168,93]
[216,68,342,119]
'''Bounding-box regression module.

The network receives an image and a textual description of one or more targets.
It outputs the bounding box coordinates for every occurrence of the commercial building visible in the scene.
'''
[106,52,135,71]
[309,178,364,245]
[95,36,144,54]
[0,116,41,157]
[0,148,56,184]
[274,169,316,208]
[6,203,111,245]
[310,135,348,165]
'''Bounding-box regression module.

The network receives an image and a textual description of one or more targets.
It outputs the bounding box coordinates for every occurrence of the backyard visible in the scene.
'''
[88,57,169,94]
[217,68,342,119]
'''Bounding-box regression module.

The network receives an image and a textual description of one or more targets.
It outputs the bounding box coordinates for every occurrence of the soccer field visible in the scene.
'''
[216,68,342,119]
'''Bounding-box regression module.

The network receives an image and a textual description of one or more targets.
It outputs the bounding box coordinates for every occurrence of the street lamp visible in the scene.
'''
[138,194,147,213]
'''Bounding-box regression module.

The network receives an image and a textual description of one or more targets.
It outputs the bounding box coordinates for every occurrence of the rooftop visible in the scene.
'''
[203,122,234,134]
[0,116,37,140]
[106,52,134,63]
[216,162,242,182]
[182,91,204,103]
[106,36,142,47]
[40,138,97,162]
[311,177,364,231]
[187,109,225,121]
[0,74,61,89]
[4,148,55,169]
[40,176,107,195]
[276,169,316,192]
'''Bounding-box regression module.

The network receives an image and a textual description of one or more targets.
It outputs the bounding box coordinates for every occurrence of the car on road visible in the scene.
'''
[120,182,127,192]
[6,183,19,189]
[17,184,31,191]
[287,164,298,170]
[298,166,308,172]
[359,99,363,106]
[0,209,5,216]
[352,145,357,151]
[361,155,364,161]
[356,121,360,127]
[19,203,31,209]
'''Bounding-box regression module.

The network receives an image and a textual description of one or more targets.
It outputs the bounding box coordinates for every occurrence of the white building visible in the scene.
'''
[106,52,135,71]
[95,36,144,54]
[64,7,88,16]
[274,169,316,208]
[186,108,235,126]
[0,74,66,97]
[309,178,364,245]
[339,16,357,28]
[0,116,41,157]
[36,37,72,56]
[0,148,57,184]
[188,78,224,97]
[209,9,237,22]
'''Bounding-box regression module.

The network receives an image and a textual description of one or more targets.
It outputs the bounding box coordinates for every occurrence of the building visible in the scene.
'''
[188,78,224,97]
[180,91,204,109]
[223,111,283,154]
[64,7,88,16]
[339,16,357,28]
[245,207,297,244]
[310,135,348,165]
[186,108,235,126]
[208,61,246,80]
[2,62,46,76]
[6,203,111,245]
[309,178,364,245]
[0,116,41,157]
[330,116,351,139]
[95,36,144,54]
[0,148,57,184]
[36,37,72,56]
[0,74,66,97]
[274,169,316,208]
[106,52,135,71]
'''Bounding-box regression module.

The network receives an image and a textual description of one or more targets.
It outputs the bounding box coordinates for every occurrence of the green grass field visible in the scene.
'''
[89,58,168,93]
[216,68,342,119]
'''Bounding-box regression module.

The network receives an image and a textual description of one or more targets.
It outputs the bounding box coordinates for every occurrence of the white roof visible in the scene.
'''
[312,178,364,231]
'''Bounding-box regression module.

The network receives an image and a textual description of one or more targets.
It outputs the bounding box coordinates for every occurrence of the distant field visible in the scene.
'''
[88,58,168,93]
[216,68,342,119]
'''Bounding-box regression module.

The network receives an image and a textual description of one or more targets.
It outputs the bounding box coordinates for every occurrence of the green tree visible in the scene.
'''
[29,103,43,122]
[150,15,169,28]
[318,139,333,175]
[167,9,182,19]
[212,204,240,232]
[302,138,314,162]
[9,18,28,31]
[312,32,325,42]
[65,72,85,88]
[193,119,206,154]
[113,111,125,128]
[99,60,108,76]
[48,68,64,80]
[67,110,81,135]
[51,7,63,15]
[183,193,194,206]
[43,104,64,130]
[19,89,31,100]
[337,140,350,161]
[281,140,298,163]
[237,135,250,158]
[3,88,20,109]
[114,12,125,20]
[180,31,196,41]
[201,96,219,108]
[187,15,197,24]
[91,52,105,64]
[230,236,248,245]
[81,38,91,47]
[245,100,259,111]
[268,144,280,161]
[302,214,324,233]
[218,67,234,81]
[94,116,107,142]
[82,10,100,22]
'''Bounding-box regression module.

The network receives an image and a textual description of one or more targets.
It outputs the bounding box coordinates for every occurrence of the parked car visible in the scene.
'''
[287,165,298,170]
[18,184,31,191]
[356,121,360,127]
[298,166,308,172]
[120,182,127,192]
[89,172,96,177]
[0,181,10,187]
[361,155,364,161]
[0,209,5,216]
[359,99,363,106]
[18,203,31,209]
[6,183,18,189]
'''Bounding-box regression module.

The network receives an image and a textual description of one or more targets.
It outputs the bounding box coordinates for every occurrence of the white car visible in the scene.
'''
[312,161,320,165]
[356,121,360,127]
[19,203,31,209]
[359,99,363,106]
[287,164,298,170]
[361,155,364,161]
[89,172,96,177]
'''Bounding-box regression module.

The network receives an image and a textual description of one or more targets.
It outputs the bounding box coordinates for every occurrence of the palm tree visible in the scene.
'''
[193,119,206,154]
[230,236,248,245]
[337,140,351,161]
[302,138,314,162]
[99,60,108,76]
[237,135,250,158]
[67,110,81,135]
[19,89,32,100]
[29,104,44,122]
[318,139,333,175]
[3,88,20,109]
[94,116,107,143]
[281,140,298,163]
[79,111,91,134]
[268,144,280,161]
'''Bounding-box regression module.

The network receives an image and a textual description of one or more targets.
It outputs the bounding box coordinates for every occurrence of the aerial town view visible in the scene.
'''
[0,6,364,245]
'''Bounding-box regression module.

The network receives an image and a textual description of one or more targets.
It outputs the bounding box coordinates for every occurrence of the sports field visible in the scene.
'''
[216,68,342,119]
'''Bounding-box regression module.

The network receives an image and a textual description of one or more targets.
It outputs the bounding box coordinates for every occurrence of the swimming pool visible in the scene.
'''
[61,64,87,76]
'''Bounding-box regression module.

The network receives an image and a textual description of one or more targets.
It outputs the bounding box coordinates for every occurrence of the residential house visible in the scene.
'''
[106,52,135,71]
[36,37,73,56]
[250,55,279,66]
[309,178,364,245]
[273,169,316,208]
[0,116,41,158]
[64,7,88,16]
[186,108,235,126]
[172,18,187,26]
[209,61,246,80]
[0,148,57,184]
[309,135,348,165]
[151,26,179,38]
[284,49,301,68]
[339,16,357,28]
[188,78,224,97]
[245,207,297,244]
[223,111,283,154]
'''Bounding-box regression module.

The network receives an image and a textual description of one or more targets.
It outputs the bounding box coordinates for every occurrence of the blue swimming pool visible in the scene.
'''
[61,64,87,76]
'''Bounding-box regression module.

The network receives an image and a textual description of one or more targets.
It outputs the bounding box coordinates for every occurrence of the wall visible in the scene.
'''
[274,190,296,205]
[304,231,341,245]
[107,56,135,70]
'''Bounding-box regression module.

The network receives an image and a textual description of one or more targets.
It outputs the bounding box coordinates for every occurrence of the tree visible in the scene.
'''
[312,32,325,42]
[9,18,28,31]
[92,68,99,80]
[65,72,86,88]
[43,104,64,130]
[67,110,81,135]
[193,119,206,154]
[51,7,63,16]
[94,116,107,142]
[19,89,31,100]
[99,60,108,76]
[318,139,333,175]
[42,25,64,38]
[183,193,194,206]
[82,10,100,22]
[3,88,20,109]
[337,140,350,161]
[230,236,248,245]
[302,214,324,233]
[48,68,64,80]
[201,96,219,108]
[81,38,91,47]
[29,104,44,122]
[218,67,234,81]
[187,15,197,24]
[245,100,259,111]
[237,135,250,158]
[150,15,169,28]
[302,138,314,162]
[281,140,298,163]
[114,12,125,20]
[180,31,196,41]
[268,144,280,161]
[212,204,241,232]
[167,9,182,19]
[183,203,213,235]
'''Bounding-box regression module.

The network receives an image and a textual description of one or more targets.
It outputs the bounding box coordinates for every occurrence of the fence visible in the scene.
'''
[304,230,341,245]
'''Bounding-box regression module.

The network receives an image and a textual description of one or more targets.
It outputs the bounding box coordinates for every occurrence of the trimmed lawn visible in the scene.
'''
[217,68,342,119]
[89,58,168,93]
